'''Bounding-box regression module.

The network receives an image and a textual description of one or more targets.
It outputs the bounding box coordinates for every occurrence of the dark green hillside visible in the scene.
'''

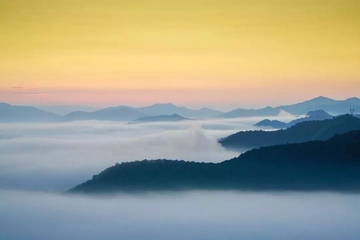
[69,130,360,194]
[220,114,360,150]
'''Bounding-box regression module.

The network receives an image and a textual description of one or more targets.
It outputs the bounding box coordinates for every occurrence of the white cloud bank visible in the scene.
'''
[1,118,273,191]
[1,115,360,240]
[0,190,360,240]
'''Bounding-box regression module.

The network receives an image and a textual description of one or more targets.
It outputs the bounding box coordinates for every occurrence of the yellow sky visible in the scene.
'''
[0,0,359,106]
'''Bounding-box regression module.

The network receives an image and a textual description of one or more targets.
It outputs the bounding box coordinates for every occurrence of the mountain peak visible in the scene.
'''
[262,106,275,110]
[153,103,177,107]
[306,109,330,116]
[346,97,360,101]
[345,97,360,104]
[311,96,334,101]
[0,103,11,107]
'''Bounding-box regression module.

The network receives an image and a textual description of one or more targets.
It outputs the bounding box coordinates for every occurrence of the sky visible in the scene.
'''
[0,0,359,108]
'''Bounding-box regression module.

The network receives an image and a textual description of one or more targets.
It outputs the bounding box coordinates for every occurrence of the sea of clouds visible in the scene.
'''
[1,190,360,240]
[2,115,360,240]
[0,117,270,191]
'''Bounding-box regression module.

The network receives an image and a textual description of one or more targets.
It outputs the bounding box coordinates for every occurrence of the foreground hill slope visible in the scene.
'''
[69,130,360,194]
[221,114,360,150]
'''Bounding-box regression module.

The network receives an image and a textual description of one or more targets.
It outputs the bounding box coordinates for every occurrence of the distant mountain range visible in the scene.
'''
[36,105,99,115]
[254,110,333,129]
[130,114,189,124]
[64,107,145,121]
[219,96,360,118]
[220,114,360,150]
[277,96,360,115]
[68,130,360,194]
[219,106,281,118]
[1,96,359,122]
[136,103,222,118]
[63,104,221,121]
[0,103,60,122]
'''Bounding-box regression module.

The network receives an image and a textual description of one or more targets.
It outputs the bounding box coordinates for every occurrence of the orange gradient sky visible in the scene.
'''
[0,0,359,108]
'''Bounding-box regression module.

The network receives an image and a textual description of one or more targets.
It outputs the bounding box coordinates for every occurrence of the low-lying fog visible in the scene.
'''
[2,115,359,240]
[0,116,293,191]
[1,190,360,240]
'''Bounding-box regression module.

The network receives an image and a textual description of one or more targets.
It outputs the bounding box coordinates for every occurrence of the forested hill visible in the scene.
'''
[68,130,360,194]
[220,114,360,150]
